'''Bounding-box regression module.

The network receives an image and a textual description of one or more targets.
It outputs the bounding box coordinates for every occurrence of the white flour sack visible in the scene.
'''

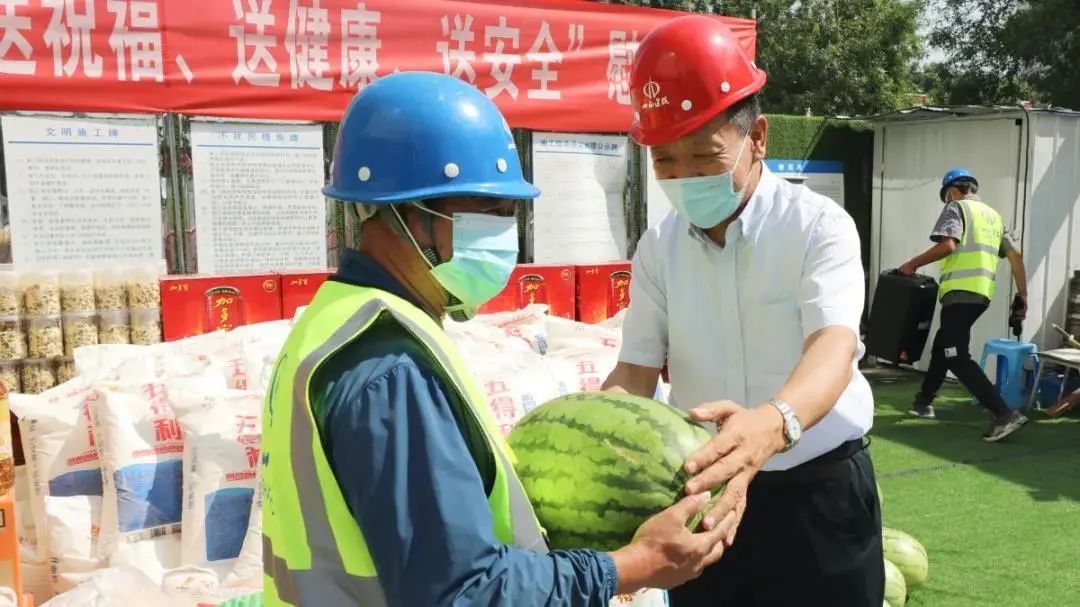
[93,372,226,562]
[44,495,103,593]
[452,304,551,355]
[167,386,262,577]
[610,589,668,607]
[543,314,623,394]
[231,320,291,393]
[10,379,104,565]
[224,466,262,587]
[460,340,565,437]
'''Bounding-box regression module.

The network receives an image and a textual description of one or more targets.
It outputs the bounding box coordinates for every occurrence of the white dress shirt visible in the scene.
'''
[619,166,874,471]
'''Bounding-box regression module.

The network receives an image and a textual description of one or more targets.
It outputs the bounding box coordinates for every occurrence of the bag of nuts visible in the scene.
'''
[21,360,57,395]
[27,315,63,359]
[60,269,96,314]
[94,268,127,311]
[98,310,131,345]
[0,269,22,316]
[0,316,26,361]
[131,309,162,346]
[127,264,162,311]
[22,271,61,316]
[63,312,99,356]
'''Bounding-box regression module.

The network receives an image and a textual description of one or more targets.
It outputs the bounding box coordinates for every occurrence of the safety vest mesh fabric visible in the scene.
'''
[938,198,1004,301]
[261,281,548,607]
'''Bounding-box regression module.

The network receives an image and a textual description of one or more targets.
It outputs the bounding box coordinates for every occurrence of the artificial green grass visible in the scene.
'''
[868,371,1080,605]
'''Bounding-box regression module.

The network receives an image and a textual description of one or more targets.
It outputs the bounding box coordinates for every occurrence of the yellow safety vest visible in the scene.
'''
[261,281,548,606]
[939,198,1004,301]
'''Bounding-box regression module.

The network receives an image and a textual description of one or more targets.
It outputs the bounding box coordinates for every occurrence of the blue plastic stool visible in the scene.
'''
[976,339,1038,410]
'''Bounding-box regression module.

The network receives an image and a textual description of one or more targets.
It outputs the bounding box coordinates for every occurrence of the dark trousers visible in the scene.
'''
[668,442,884,606]
[918,303,1009,417]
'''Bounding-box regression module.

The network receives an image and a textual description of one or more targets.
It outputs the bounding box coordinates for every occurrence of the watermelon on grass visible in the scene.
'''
[884,557,907,607]
[883,527,929,587]
[508,392,715,551]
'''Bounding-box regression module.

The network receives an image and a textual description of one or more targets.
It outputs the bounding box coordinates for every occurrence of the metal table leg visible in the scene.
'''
[1027,358,1045,411]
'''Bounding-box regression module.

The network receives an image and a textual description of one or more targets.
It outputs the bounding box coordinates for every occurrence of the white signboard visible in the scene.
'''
[643,147,673,229]
[1,115,164,265]
[190,122,326,274]
[766,160,845,208]
[532,133,628,264]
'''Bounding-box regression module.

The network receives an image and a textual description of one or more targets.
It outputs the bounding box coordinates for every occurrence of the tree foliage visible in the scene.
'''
[604,0,924,116]
[925,0,1080,108]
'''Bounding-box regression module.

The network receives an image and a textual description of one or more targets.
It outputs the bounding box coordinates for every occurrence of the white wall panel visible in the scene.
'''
[873,116,1024,371]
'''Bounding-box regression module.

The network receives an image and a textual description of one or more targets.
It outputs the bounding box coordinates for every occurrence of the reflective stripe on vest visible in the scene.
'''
[262,282,548,607]
[938,198,1004,300]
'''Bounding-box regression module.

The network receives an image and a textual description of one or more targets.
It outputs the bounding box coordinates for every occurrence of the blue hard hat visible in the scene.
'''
[940,167,978,202]
[323,72,540,204]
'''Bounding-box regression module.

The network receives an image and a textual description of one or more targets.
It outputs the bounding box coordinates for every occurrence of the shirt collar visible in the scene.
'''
[333,248,424,309]
[688,163,781,246]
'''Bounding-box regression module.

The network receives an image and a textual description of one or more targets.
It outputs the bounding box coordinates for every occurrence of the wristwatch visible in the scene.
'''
[768,398,802,453]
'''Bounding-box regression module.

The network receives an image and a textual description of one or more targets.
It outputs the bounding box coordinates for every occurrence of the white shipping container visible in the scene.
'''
[870,107,1080,374]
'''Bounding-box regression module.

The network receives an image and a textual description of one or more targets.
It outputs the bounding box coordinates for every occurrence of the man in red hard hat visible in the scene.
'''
[604,16,884,605]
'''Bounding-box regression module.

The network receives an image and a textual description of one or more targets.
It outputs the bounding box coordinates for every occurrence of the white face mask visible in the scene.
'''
[656,133,751,229]
[394,204,520,321]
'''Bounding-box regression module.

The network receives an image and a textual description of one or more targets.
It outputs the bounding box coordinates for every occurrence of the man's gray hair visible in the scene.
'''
[726,94,761,135]
[343,202,393,249]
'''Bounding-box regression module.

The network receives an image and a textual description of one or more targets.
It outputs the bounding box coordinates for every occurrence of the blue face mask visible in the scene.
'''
[657,134,751,229]
[400,204,519,320]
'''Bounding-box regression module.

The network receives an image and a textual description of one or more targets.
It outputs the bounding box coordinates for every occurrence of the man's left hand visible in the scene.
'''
[681,402,787,547]
[897,261,918,276]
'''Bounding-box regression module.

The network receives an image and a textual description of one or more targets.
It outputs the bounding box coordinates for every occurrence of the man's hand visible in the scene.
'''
[680,402,787,546]
[1014,293,1028,320]
[611,492,735,592]
[897,261,918,276]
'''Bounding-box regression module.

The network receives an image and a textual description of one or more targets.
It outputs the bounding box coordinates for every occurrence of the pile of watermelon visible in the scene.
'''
[880,485,931,607]
[507,391,715,551]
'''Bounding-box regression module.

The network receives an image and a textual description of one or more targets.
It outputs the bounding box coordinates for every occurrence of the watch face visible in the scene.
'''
[786,417,802,443]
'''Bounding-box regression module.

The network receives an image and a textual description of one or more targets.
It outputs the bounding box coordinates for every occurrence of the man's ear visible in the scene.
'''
[751,115,769,161]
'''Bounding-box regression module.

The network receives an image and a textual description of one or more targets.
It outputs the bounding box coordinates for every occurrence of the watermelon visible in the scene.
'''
[884,557,907,607]
[883,527,929,587]
[508,392,714,551]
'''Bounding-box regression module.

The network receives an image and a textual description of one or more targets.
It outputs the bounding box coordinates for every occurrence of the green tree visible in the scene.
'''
[927,0,1079,108]
[604,0,925,116]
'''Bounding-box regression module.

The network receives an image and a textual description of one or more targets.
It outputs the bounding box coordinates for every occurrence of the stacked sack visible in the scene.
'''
[11,305,666,607]
[10,321,291,604]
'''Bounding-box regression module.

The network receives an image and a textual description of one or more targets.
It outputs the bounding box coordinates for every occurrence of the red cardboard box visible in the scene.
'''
[280,269,333,319]
[161,274,283,341]
[478,264,576,320]
[576,262,633,324]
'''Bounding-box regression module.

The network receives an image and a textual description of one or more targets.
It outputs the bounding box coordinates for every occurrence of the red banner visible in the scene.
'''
[0,0,755,133]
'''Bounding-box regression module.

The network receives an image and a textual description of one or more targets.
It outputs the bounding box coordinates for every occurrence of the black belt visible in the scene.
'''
[751,438,867,487]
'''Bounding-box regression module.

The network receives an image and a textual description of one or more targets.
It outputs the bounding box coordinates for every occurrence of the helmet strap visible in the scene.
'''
[390,204,463,318]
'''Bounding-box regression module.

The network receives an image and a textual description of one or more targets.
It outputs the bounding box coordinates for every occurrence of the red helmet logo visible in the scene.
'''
[641,80,669,110]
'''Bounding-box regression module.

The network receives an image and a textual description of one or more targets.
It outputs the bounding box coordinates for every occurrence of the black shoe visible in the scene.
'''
[909,404,936,419]
[982,411,1029,442]
[909,395,936,419]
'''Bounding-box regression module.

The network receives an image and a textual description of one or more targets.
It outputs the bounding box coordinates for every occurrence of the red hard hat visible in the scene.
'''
[630,16,767,147]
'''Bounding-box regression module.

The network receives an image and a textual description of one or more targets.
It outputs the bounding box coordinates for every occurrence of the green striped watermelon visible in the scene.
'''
[884,557,907,607]
[507,392,714,551]
[883,527,929,587]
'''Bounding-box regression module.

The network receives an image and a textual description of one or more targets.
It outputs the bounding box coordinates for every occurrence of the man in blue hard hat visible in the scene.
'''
[260,72,734,607]
[898,168,1030,441]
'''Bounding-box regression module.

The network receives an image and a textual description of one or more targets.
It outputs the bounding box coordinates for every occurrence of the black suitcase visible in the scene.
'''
[866,271,939,364]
